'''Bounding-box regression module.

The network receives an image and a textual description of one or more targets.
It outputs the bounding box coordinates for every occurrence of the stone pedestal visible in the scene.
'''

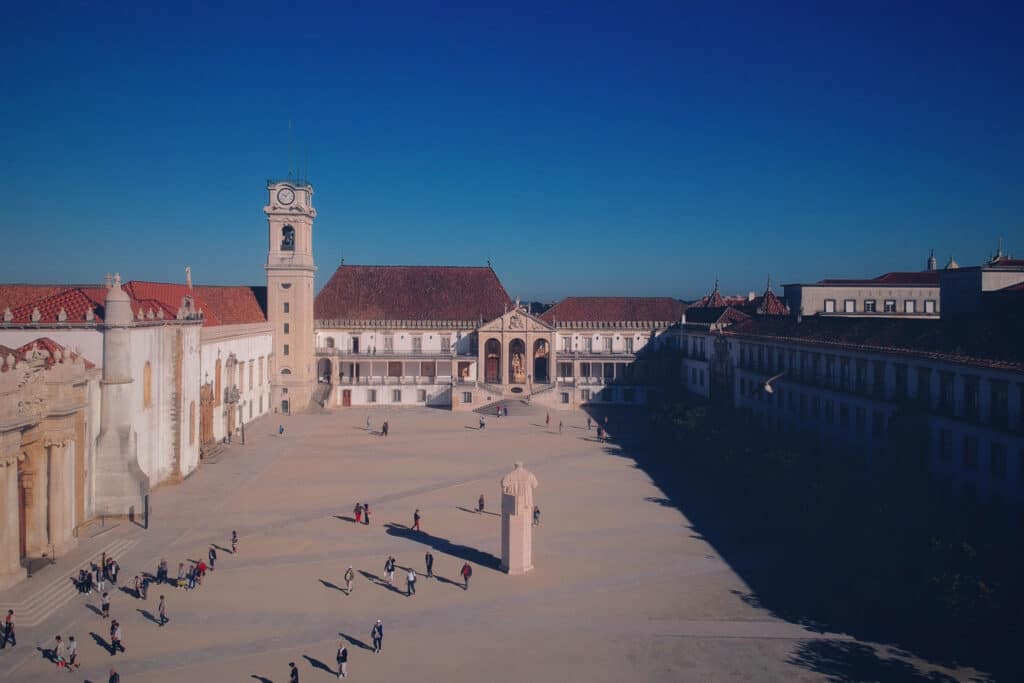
[499,461,538,576]
[501,494,533,574]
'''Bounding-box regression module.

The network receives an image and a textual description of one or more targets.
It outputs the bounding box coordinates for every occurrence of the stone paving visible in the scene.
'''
[0,404,980,682]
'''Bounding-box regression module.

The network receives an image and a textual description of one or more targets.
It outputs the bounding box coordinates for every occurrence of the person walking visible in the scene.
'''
[336,641,348,678]
[460,562,472,590]
[384,556,395,585]
[412,508,421,531]
[110,620,124,655]
[278,424,285,436]
[197,559,207,582]
[133,575,142,599]
[67,635,79,670]
[477,494,485,513]
[101,592,110,619]
[558,420,563,434]
[545,412,550,428]
[363,503,371,525]
[158,558,168,584]
[365,415,371,432]
[54,634,68,670]
[140,574,149,600]
[208,545,217,570]
[424,551,434,579]
[187,563,197,590]
[158,595,167,626]
[231,530,239,554]
[533,505,541,526]
[344,566,354,594]
[371,619,383,654]
[1,609,14,648]
[503,404,508,417]
[94,561,105,593]
[177,562,186,587]
[479,415,486,431]
[289,661,299,683]
[109,669,120,683]
[406,567,417,596]
[354,503,362,524]
[587,416,592,430]
[110,558,120,585]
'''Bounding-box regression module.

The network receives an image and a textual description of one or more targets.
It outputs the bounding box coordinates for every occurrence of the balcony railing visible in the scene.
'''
[316,347,475,357]
[333,375,454,386]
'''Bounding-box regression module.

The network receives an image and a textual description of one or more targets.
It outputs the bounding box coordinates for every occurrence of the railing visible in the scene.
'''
[334,375,453,386]
[316,347,473,357]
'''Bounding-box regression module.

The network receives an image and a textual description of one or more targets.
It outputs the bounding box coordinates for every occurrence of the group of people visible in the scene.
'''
[353,502,371,524]
[77,556,121,595]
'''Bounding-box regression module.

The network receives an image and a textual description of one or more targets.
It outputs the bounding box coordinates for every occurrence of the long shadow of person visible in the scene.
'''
[357,569,404,595]
[455,506,499,517]
[212,543,233,555]
[250,676,274,683]
[433,574,464,589]
[383,523,501,569]
[36,645,56,662]
[338,632,373,651]
[302,654,334,674]
[85,603,103,617]
[89,631,113,655]
[333,515,357,523]
[137,608,159,625]
[318,578,345,592]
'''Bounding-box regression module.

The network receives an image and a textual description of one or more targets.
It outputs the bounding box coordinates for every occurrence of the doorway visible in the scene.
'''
[352,337,360,354]
[533,339,550,383]
[342,389,352,407]
[485,339,501,384]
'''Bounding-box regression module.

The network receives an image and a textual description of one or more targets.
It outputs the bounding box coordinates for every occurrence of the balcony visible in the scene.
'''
[316,347,475,358]
[334,375,454,386]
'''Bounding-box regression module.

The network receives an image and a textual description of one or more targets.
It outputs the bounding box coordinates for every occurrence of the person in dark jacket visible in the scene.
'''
[371,620,383,654]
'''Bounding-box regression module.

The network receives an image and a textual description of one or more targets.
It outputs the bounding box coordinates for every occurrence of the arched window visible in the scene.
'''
[281,368,292,375]
[189,401,196,444]
[281,225,296,251]
[143,361,152,408]
[215,359,222,405]
[326,337,335,349]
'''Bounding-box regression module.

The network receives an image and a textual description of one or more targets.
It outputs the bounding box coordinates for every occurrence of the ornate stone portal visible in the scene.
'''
[500,461,538,575]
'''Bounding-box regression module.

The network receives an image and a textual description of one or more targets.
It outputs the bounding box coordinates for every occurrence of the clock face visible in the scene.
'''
[277,187,295,205]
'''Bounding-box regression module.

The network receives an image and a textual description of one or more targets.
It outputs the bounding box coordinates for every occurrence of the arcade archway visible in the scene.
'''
[509,338,526,384]
[533,339,549,383]
[317,358,333,384]
[484,338,501,384]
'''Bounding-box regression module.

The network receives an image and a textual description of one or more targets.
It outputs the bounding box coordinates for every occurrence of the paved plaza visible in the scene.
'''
[0,404,978,682]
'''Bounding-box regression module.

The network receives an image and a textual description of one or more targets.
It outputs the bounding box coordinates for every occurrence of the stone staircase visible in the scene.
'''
[200,442,226,463]
[312,383,332,408]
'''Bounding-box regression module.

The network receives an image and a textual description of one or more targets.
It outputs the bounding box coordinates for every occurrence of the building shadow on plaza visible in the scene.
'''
[587,404,1014,682]
[383,522,501,570]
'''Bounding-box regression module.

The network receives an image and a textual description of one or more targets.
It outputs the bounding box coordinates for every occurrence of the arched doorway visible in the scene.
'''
[484,339,501,384]
[317,358,333,384]
[509,338,526,384]
[533,339,549,383]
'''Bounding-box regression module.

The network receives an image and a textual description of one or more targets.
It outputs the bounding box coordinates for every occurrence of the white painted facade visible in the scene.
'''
[199,323,274,443]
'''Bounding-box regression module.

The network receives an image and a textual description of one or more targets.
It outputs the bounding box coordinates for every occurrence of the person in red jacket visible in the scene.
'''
[460,562,472,590]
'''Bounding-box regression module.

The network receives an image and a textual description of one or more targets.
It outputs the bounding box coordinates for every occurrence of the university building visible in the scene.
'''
[1,177,1021,589]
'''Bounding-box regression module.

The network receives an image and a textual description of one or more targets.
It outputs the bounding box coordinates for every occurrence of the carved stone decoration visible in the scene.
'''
[157,308,164,320]
[508,314,524,329]
[85,306,95,322]
[31,307,41,322]
[2,306,11,322]
[58,307,67,322]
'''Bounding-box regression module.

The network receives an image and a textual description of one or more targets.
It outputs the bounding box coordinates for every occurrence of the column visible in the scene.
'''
[47,441,77,555]
[0,433,26,589]
[23,444,48,556]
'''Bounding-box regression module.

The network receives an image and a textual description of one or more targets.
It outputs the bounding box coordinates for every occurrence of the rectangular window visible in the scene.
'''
[700,370,705,386]
[924,300,936,314]
[561,337,571,352]
[580,389,591,402]
[283,302,290,313]
[963,435,979,470]
[368,389,377,403]
[412,336,422,353]
[462,391,472,404]
[864,299,876,313]
[439,336,451,352]
[283,323,290,334]
[560,392,569,404]
[417,389,426,402]
[884,300,896,313]
[283,344,289,356]
[625,337,634,353]
[558,362,572,378]
[585,338,594,352]
[904,300,916,314]
[383,336,394,352]
[824,299,836,313]
[990,443,1007,480]
[938,429,953,463]
[844,299,855,313]
[603,336,612,352]
[392,389,402,402]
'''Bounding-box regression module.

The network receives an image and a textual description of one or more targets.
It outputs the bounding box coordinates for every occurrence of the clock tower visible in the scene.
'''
[265,179,317,412]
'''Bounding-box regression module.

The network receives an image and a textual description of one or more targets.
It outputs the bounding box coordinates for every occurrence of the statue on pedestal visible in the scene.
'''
[500,461,538,574]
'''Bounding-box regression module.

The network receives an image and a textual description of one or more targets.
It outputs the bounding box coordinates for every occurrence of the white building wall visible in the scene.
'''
[199,326,273,442]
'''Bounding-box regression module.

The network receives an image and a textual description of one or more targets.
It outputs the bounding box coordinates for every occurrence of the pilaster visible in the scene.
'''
[0,432,26,589]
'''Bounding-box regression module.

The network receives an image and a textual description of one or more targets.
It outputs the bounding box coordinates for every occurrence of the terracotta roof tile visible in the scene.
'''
[540,297,685,323]
[8,287,107,324]
[0,284,99,312]
[817,271,941,286]
[315,265,512,322]
[191,285,267,325]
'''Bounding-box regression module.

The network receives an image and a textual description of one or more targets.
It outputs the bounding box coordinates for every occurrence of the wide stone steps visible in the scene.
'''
[0,536,137,627]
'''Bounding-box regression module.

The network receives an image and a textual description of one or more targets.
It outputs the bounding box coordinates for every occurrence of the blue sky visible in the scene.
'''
[1,1,1021,300]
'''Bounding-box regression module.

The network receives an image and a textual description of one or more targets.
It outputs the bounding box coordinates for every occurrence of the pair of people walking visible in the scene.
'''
[0,609,13,648]
[354,502,371,524]
[109,619,124,656]
[52,634,78,671]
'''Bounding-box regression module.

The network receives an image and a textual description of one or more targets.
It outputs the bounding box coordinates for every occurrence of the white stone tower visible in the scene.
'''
[93,274,149,516]
[265,180,317,412]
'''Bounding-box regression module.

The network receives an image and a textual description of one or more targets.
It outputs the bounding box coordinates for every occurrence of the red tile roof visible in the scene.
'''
[315,265,512,322]
[1,281,267,327]
[0,337,95,371]
[685,306,751,326]
[756,286,790,316]
[540,297,685,323]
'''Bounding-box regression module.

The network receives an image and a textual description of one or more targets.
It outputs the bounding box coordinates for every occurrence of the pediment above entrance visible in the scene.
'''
[478,308,554,333]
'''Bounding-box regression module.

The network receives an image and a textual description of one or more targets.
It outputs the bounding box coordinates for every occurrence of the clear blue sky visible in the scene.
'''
[1,1,1021,301]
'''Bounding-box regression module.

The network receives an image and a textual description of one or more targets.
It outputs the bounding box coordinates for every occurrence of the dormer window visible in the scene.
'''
[281,225,296,251]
